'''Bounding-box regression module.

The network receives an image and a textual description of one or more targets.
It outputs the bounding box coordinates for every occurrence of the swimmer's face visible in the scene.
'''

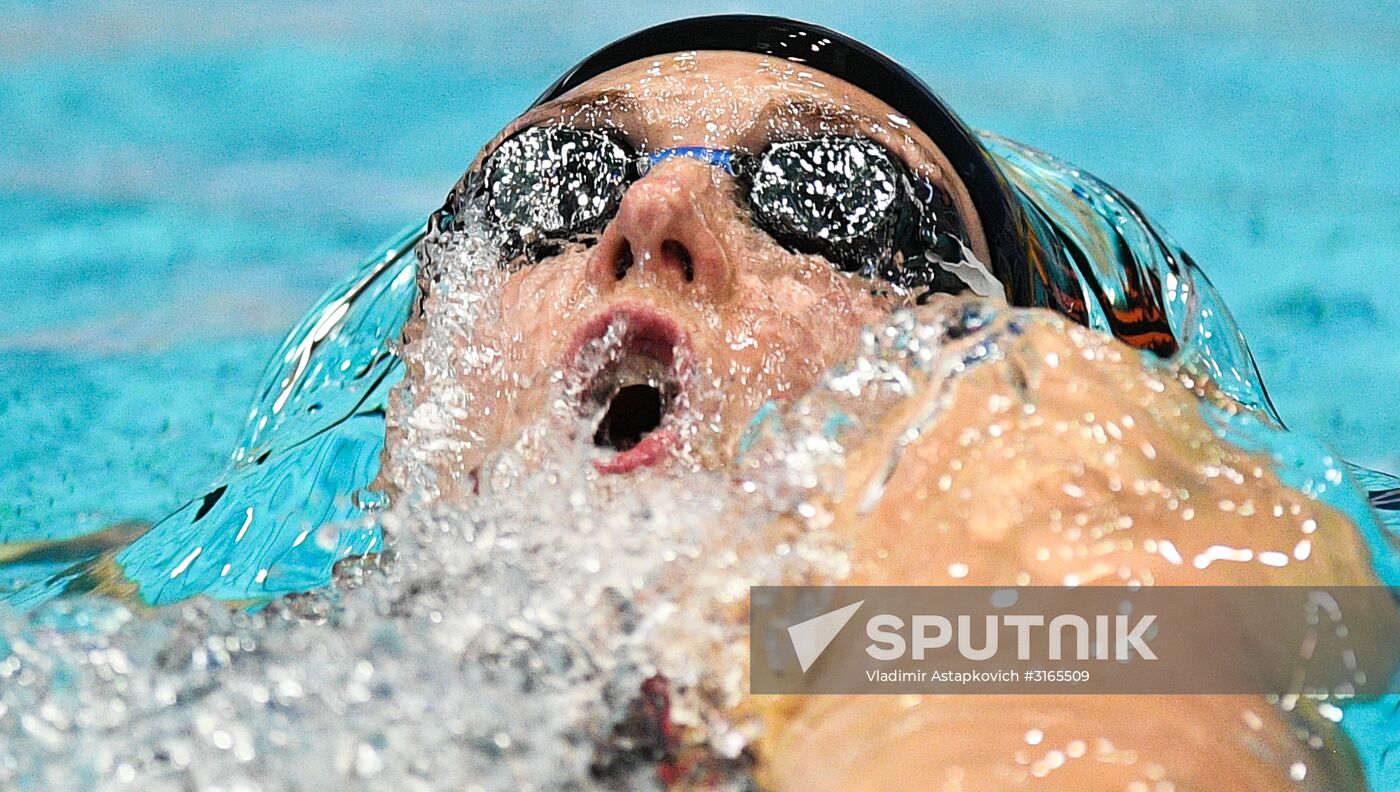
[394,51,989,489]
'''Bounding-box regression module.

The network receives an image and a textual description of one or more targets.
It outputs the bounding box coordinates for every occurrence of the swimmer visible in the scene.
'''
[380,13,1389,492]
[375,15,1395,791]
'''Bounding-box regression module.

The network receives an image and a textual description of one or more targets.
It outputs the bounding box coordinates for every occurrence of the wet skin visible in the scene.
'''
[387,53,1387,790]
[741,304,1385,791]
[389,51,990,495]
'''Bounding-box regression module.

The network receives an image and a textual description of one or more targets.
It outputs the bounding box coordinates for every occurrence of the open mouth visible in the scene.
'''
[569,306,689,474]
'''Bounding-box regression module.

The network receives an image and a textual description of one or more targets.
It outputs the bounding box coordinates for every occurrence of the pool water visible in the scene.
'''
[4,0,1398,537]
[3,0,1399,788]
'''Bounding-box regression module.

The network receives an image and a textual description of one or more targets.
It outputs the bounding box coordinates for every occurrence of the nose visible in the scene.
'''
[586,159,734,298]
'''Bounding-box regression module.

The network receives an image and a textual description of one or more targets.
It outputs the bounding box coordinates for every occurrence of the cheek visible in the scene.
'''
[720,268,888,400]
[773,272,888,343]
[764,267,888,359]
[492,257,594,372]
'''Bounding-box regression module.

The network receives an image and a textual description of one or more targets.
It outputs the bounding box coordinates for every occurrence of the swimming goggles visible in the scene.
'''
[451,124,974,294]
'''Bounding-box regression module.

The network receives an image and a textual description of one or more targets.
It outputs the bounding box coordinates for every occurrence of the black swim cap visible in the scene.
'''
[532,14,1051,307]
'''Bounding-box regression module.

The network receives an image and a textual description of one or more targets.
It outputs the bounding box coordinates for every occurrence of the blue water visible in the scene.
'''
[3,0,1399,785]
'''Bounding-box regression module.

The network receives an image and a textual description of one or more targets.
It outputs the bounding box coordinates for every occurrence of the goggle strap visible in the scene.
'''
[639,147,741,177]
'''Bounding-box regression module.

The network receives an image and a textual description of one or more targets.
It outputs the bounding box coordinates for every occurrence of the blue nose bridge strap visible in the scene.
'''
[640,146,739,176]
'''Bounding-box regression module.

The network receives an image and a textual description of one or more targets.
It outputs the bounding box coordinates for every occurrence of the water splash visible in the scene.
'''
[0,405,844,791]
[1,298,1390,789]
[2,224,422,608]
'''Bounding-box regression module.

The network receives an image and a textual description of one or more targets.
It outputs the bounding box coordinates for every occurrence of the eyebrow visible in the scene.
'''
[506,93,864,156]
[748,96,870,137]
[472,89,643,168]
[539,88,642,120]
[748,96,950,186]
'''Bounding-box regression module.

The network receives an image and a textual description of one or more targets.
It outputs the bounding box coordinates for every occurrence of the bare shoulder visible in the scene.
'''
[744,302,1378,791]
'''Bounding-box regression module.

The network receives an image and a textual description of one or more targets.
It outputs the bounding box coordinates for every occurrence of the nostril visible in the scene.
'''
[614,240,633,280]
[660,240,694,282]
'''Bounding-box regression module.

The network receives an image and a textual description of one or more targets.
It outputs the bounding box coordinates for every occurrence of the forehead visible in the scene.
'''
[493,50,940,174]
[560,51,889,130]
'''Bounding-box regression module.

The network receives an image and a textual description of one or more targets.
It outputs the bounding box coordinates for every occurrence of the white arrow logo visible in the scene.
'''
[787,600,865,673]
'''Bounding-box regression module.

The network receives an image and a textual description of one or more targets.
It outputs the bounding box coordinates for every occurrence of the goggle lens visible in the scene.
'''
[464,126,969,293]
[749,137,903,275]
[478,126,630,261]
